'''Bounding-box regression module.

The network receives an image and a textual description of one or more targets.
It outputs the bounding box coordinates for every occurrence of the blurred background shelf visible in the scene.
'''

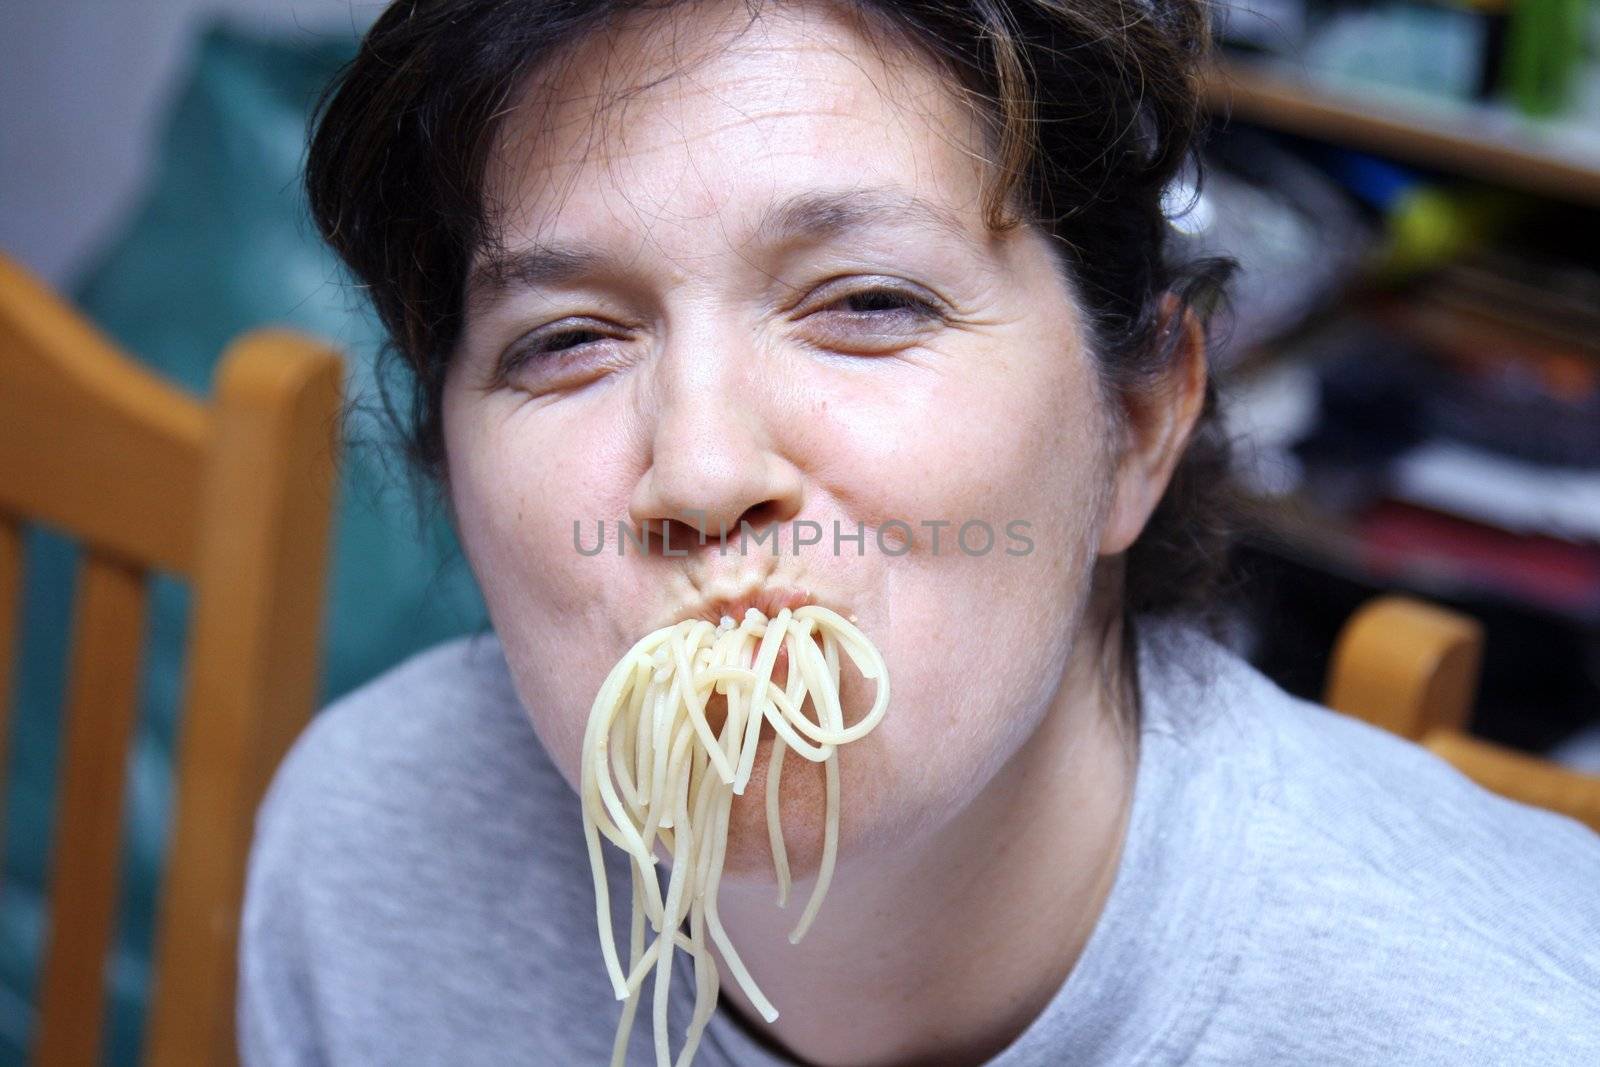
[1187,13,1600,780]
[1205,58,1600,208]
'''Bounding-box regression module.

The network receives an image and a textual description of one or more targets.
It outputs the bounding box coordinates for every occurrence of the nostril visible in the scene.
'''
[657,517,703,553]
[733,499,784,536]
[637,500,793,554]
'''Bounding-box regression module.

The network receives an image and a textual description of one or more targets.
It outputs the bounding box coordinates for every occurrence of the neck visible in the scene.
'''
[705,613,1139,1067]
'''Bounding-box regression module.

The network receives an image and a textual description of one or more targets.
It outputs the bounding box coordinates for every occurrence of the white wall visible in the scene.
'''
[0,1,381,286]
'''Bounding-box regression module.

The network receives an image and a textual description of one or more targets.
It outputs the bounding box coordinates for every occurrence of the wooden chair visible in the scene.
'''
[1326,595,1600,832]
[0,252,343,1066]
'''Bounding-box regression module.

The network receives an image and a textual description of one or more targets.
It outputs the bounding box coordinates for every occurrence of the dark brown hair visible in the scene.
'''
[306,0,1235,617]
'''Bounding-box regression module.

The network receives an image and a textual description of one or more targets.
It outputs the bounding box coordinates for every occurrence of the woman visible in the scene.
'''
[241,1,1600,1064]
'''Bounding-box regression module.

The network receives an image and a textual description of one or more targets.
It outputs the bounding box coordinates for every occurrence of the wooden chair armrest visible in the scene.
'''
[1424,732,1600,833]
[1325,595,1484,742]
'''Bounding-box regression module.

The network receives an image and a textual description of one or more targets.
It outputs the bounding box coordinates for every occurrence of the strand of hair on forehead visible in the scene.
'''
[579,605,890,1067]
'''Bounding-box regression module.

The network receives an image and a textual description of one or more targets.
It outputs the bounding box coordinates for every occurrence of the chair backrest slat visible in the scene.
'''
[0,256,207,575]
[0,252,343,1067]
[0,517,21,848]
[144,333,343,1067]
[35,551,148,1067]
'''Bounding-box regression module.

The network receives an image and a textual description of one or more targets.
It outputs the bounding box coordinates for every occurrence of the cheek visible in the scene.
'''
[810,332,1110,644]
[442,381,642,785]
[445,396,591,614]
[801,343,1111,850]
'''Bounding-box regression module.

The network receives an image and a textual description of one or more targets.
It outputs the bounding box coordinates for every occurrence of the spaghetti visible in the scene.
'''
[580,605,890,1067]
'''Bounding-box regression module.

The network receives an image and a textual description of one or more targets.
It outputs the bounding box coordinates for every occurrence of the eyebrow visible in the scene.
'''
[465,243,607,312]
[463,188,975,311]
[756,188,972,247]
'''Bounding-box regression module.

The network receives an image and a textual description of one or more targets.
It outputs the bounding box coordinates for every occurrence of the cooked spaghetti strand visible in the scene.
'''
[581,606,889,1067]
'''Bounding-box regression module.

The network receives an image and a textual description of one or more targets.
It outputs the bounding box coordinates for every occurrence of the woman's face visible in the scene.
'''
[443,0,1132,875]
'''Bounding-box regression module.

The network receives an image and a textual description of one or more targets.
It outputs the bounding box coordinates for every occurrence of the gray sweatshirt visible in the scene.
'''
[239,622,1600,1065]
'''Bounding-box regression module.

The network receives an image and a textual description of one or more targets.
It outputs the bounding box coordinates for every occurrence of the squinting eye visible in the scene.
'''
[833,288,934,315]
[534,327,607,354]
[496,320,618,382]
[825,283,934,316]
[799,280,945,354]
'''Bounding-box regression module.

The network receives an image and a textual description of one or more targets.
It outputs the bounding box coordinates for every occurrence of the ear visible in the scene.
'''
[1097,295,1209,557]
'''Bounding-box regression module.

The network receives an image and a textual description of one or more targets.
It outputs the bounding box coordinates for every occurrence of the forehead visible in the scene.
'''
[482,0,993,254]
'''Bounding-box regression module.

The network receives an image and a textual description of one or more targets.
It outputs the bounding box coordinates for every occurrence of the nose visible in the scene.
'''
[627,346,804,550]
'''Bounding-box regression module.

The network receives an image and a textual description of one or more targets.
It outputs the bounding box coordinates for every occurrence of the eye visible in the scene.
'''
[536,326,609,353]
[817,282,940,321]
[797,277,945,354]
[835,289,929,314]
[495,318,622,382]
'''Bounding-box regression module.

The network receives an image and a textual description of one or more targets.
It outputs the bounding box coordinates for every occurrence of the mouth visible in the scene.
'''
[669,585,851,723]
[687,585,819,627]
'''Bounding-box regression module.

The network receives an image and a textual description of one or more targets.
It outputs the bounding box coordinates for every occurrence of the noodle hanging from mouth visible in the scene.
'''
[580,605,890,1067]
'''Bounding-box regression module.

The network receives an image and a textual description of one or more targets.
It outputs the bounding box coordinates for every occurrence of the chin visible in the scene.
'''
[712,734,832,883]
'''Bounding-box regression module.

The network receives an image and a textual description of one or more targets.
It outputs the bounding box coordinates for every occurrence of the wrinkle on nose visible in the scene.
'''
[627,372,803,550]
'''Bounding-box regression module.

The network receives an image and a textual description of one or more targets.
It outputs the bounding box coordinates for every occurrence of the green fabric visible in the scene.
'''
[0,21,486,1064]
[1502,0,1589,117]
